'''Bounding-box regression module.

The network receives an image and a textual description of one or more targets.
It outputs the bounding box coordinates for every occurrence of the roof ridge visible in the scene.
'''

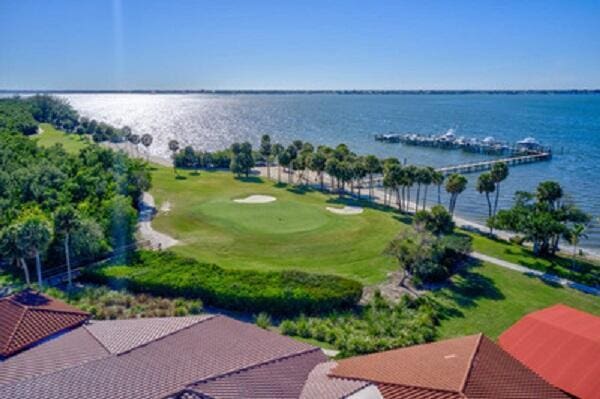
[458,333,483,394]
[188,346,322,388]
[2,304,27,355]
[527,312,600,342]
[80,322,112,355]
[27,307,91,317]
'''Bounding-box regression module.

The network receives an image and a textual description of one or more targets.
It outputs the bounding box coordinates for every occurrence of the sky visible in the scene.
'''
[1,0,599,90]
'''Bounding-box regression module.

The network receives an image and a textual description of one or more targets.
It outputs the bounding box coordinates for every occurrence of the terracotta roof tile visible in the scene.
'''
[331,335,480,392]
[0,327,109,386]
[84,315,211,354]
[377,384,462,399]
[300,361,371,399]
[0,290,89,357]
[331,334,569,399]
[0,316,316,399]
[464,336,569,399]
[500,304,600,399]
[188,349,326,398]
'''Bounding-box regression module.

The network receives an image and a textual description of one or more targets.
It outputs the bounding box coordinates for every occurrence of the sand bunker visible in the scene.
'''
[160,201,172,213]
[234,195,277,204]
[326,206,364,215]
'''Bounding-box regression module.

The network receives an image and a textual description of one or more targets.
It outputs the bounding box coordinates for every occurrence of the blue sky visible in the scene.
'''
[1,0,599,90]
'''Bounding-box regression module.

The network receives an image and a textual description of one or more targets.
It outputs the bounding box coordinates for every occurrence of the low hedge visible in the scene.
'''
[83,250,363,316]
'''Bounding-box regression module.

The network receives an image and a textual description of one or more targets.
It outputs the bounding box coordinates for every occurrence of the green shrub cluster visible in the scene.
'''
[83,251,363,316]
[280,292,439,357]
[44,285,202,320]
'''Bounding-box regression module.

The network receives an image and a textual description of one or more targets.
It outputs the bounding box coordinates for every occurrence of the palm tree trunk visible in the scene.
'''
[493,184,500,217]
[437,184,442,204]
[267,161,270,179]
[415,185,421,213]
[277,164,281,183]
[65,234,72,289]
[422,185,428,210]
[35,251,43,288]
[20,258,31,286]
[485,193,493,234]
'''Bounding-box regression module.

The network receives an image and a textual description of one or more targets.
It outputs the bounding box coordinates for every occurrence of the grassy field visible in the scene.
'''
[150,167,403,284]
[466,231,600,286]
[435,260,600,339]
[34,123,90,153]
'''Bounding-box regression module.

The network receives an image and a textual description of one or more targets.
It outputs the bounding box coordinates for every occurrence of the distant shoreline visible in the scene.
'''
[2,89,600,95]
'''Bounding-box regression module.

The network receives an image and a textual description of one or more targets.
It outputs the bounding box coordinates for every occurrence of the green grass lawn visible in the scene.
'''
[466,231,600,286]
[435,260,600,340]
[150,167,404,284]
[34,123,90,153]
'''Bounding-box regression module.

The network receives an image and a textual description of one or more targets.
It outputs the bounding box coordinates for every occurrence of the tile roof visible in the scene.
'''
[0,327,109,386]
[499,304,600,399]
[0,289,90,357]
[0,315,317,399]
[84,315,211,354]
[331,334,569,399]
[299,361,372,399]
[187,349,327,398]
[331,335,481,392]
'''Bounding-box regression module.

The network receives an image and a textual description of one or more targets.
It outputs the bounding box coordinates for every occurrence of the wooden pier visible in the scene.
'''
[437,152,552,175]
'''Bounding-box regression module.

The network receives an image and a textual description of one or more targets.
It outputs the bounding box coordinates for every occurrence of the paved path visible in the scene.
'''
[471,251,600,296]
[139,192,179,250]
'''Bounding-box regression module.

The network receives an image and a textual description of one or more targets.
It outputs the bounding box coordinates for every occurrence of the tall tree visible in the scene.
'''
[490,162,509,217]
[421,167,434,211]
[168,140,180,175]
[17,211,53,288]
[445,174,468,216]
[141,133,153,161]
[431,170,445,204]
[566,223,588,266]
[260,134,272,178]
[54,206,80,289]
[0,224,31,285]
[364,155,382,200]
[309,150,327,190]
[476,172,495,234]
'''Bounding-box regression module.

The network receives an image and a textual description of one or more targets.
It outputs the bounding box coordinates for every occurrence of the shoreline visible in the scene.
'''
[104,141,600,259]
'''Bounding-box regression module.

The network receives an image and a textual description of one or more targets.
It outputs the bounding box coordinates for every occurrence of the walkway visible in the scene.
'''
[471,252,600,296]
[139,192,179,250]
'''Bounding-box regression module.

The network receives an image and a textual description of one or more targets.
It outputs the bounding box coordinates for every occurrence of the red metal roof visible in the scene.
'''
[331,334,569,399]
[499,304,600,399]
[0,290,89,357]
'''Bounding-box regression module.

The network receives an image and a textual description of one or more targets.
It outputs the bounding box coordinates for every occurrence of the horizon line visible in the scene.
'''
[2,88,600,95]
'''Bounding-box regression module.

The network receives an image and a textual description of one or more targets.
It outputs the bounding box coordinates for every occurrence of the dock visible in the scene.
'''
[437,152,552,175]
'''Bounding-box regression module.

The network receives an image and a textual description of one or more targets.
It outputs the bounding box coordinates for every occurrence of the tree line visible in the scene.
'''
[0,96,151,289]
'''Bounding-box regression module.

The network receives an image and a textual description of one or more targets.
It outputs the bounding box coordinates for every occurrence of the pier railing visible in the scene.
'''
[437,152,552,175]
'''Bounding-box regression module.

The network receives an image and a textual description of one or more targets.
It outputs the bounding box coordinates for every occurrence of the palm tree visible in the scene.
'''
[364,155,382,200]
[17,212,52,288]
[271,143,284,183]
[141,133,153,161]
[309,150,327,190]
[168,139,180,175]
[567,223,588,266]
[536,180,563,210]
[403,165,417,212]
[431,170,445,204]
[128,134,141,157]
[421,167,434,211]
[445,173,468,216]
[260,134,272,178]
[476,172,495,234]
[490,162,509,217]
[0,224,31,285]
[54,206,80,289]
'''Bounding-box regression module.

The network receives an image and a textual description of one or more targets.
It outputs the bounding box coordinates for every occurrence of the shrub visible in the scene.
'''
[83,250,363,317]
[44,286,203,320]
[280,292,440,357]
[254,312,272,329]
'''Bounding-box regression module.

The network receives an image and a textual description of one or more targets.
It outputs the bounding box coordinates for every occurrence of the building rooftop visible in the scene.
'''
[500,304,600,399]
[330,333,569,399]
[0,290,90,358]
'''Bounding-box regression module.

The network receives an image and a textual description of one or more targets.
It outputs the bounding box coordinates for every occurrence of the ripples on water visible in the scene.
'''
[61,93,600,250]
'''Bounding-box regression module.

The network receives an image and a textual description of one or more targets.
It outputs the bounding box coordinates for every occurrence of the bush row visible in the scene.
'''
[83,251,363,316]
[280,292,439,357]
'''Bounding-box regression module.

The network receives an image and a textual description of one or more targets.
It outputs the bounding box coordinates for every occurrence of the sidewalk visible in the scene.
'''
[471,251,600,296]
